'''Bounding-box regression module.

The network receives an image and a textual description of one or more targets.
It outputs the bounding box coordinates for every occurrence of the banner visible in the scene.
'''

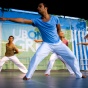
[0,9,87,70]
[70,20,87,70]
[1,23,43,69]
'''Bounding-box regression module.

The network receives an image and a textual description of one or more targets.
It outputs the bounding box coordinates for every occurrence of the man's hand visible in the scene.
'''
[0,17,8,21]
[34,39,43,43]
[84,34,88,39]
[77,43,82,45]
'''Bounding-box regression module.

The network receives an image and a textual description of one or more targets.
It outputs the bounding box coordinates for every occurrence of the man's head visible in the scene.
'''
[37,3,48,15]
[8,35,14,42]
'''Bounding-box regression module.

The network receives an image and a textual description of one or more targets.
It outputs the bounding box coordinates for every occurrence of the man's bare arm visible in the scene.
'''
[34,39,43,43]
[0,17,33,24]
[56,24,61,36]
[13,45,19,54]
[77,42,88,45]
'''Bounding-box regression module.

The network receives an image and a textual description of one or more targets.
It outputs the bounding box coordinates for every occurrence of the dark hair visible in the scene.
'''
[42,3,48,8]
[38,2,48,8]
[9,35,14,39]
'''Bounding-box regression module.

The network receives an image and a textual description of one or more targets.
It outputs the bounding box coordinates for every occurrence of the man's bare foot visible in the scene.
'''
[82,75,86,78]
[45,74,50,76]
[23,76,30,80]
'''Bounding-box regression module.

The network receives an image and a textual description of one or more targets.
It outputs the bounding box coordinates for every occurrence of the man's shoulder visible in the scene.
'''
[32,17,41,21]
[12,43,16,47]
[51,15,59,19]
[64,38,68,42]
[66,39,68,43]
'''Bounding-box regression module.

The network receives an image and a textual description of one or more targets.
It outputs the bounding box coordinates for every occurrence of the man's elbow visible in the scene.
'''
[14,51,19,54]
[17,51,19,53]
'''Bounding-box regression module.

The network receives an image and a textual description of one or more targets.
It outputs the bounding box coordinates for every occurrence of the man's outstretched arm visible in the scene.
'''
[34,39,43,43]
[0,17,33,24]
[77,42,88,45]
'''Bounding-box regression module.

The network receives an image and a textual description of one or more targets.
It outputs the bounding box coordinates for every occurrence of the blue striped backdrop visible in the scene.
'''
[71,30,88,70]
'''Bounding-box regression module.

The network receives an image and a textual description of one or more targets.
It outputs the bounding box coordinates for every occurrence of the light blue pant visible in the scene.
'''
[26,41,82,78]
[45,53,74,75]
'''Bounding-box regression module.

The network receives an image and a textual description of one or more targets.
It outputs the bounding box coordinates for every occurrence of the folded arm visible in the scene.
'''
[14,45,19,54]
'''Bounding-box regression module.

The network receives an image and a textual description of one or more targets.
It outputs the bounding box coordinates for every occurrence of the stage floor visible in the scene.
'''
[0,70,88,88]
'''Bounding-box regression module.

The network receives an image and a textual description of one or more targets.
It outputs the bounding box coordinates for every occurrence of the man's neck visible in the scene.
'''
[60,37,65,41]
[41,12,50,22]
[8,42,13,45]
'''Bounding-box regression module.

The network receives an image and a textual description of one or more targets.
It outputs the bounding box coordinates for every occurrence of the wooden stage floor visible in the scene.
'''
[0,70,88,88]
